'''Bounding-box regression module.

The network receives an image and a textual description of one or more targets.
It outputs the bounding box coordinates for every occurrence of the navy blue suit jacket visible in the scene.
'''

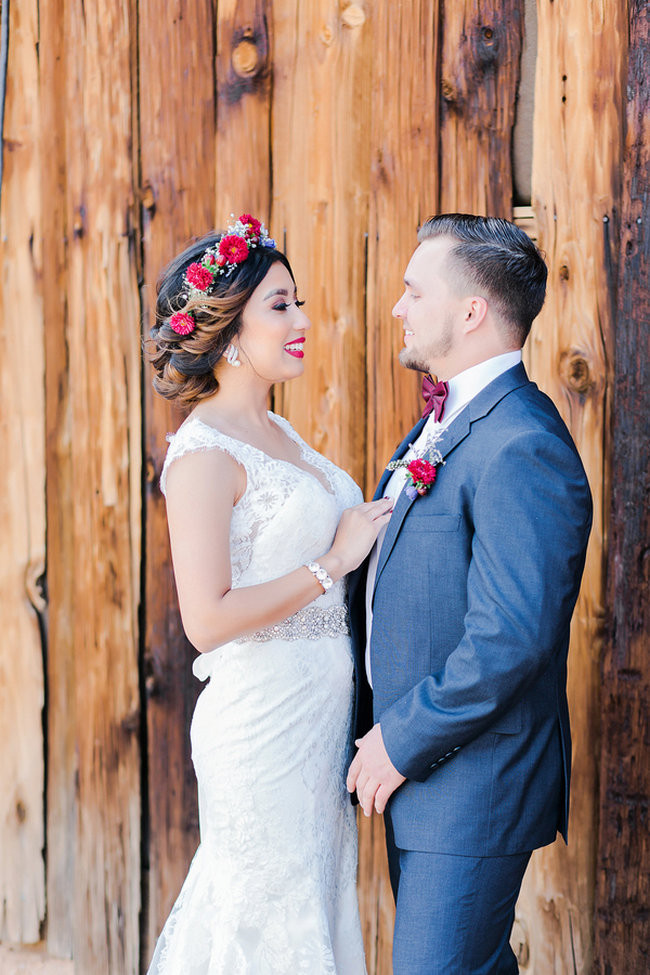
[349,363,592,857]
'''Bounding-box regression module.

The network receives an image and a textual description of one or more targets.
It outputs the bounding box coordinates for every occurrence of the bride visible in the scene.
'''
[146,215,392,974]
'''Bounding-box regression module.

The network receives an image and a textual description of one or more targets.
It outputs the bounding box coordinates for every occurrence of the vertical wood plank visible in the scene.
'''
[596,2,649,972]
[361,4,440,970]
[40,0,76,956]
[515,0,626,970]
[271,0,371,487]
[439,0,524,215]
[215,0,272,220]
[138,0,217,961]
[0,0,46,944]
[62,1,142,970]
[365,0,440,492]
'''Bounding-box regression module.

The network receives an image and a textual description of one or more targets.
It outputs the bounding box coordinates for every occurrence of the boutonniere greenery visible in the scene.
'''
[387,429,446,500]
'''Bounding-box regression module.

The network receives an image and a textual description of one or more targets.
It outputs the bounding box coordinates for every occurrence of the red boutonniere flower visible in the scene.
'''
[404,458,438,498]
[387,428,445,501]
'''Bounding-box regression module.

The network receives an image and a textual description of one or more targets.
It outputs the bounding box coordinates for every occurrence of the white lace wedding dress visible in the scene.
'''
[147,412,367,975]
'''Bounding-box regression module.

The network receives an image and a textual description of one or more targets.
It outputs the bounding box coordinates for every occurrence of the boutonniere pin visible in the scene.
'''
[386,429,445,500]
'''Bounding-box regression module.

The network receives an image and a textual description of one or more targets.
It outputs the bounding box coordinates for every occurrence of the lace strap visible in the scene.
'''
[160,417,257,496]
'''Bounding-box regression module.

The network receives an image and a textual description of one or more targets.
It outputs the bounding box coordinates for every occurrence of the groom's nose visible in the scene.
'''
[392,293,407,318]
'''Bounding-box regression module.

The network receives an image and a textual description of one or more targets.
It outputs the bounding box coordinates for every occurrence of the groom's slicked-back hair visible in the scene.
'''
[417,214,548,345]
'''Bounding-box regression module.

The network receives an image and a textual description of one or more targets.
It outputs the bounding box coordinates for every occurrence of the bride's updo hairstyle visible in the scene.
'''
[149,221,294,409]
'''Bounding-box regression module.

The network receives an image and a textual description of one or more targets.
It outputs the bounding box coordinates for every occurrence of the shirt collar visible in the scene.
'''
[444,350,522,419]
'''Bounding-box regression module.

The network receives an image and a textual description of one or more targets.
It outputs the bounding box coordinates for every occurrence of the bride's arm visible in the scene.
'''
[164,447,392,653]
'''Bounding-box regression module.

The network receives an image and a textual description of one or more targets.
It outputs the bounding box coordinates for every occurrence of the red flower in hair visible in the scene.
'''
[186,262,215,291]
[219,234,249,264]
[239,213,262,239]
[169,312,196,336]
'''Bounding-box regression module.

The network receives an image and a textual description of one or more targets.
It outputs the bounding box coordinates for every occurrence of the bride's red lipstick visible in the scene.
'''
[284,337,306,359]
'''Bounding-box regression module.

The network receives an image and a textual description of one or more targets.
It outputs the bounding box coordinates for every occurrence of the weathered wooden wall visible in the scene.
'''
[595,2,650,971]
[0,0,647,972]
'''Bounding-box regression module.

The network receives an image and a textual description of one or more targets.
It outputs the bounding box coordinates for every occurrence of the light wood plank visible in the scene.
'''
[138,0,217,961]
[271,0,371,487]
[40,0,76,956]
[0,0,45,945]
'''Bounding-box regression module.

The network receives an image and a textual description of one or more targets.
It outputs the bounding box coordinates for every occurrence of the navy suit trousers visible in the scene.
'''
[385,813,531,975]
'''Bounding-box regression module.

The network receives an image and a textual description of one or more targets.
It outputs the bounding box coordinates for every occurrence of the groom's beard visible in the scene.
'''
[398,313,454,375]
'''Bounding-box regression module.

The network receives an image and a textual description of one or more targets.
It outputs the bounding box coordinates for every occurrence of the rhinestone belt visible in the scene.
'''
[237,605,350,643]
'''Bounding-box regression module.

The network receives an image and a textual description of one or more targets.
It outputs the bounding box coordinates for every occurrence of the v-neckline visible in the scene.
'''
[187,414,336,497]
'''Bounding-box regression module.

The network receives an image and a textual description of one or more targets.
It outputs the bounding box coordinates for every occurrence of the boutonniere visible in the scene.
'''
[387,429,445,500]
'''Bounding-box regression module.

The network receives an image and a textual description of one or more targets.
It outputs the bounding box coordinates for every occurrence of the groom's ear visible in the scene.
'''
[462,295,489,333]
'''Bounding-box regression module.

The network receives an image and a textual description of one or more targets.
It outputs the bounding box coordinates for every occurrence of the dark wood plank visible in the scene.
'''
[439,0,524,215]
[596,3,650,972]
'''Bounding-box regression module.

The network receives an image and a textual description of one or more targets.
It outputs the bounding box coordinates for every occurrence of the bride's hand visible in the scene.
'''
[322,499,394,578]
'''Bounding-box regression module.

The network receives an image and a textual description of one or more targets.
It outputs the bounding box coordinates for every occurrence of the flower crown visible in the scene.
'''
[169,213,276,336]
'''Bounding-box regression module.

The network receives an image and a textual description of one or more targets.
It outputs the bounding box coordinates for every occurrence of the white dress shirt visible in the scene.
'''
[364,350,522,687]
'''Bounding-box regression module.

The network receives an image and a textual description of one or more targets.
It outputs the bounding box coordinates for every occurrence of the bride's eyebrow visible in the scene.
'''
[264,287,295,300]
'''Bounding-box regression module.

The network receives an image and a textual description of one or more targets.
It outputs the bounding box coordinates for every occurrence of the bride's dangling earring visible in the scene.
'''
[224,343,241,368]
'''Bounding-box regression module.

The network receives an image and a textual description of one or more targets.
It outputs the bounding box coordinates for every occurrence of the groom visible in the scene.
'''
[347,214,592,973]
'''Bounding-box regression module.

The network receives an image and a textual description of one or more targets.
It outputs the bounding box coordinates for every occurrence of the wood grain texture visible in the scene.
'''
[439,0,524,215]
[364,0,440,493]
[138,0,217,961]
[271,0,371,488]
[596,2,649,972]
[216,0,272,220]
[514,1,626,970]
[0,0,46,945]
[39,0,75,956]
[61,1,142,971]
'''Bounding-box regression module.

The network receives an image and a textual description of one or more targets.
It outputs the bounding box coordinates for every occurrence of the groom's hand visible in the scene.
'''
[347,723,406,816]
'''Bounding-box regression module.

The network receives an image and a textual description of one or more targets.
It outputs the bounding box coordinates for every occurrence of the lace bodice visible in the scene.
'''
[160,412,362,603]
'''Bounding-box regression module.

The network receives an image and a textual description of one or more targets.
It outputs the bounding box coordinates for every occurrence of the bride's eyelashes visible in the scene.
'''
[272,298,306,311]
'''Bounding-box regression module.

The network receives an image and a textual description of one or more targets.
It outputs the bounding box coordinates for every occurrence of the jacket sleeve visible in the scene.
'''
[379,428,592,781]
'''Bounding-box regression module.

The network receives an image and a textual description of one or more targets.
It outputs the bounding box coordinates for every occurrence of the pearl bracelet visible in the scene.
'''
[305,561,334,592]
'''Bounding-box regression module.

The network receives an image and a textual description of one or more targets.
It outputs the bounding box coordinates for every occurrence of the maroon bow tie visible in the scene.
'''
[421,374,449,421]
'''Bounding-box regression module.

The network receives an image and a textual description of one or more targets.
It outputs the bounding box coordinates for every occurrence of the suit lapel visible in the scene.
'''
[373,415,428,500]
[372,362,532,598]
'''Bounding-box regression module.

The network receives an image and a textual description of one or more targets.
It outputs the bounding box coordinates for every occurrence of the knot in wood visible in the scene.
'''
[474,23,499,67]
[142,183,156,212]
[16,799,27,823]
[320,24,335,46]
[73,207,85,239]
[441,78,456,103]
[559,264,570,281]
[559,349,593,396]
[232,39,259,77]
[341,4,366,29]
[24,557,47,614]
